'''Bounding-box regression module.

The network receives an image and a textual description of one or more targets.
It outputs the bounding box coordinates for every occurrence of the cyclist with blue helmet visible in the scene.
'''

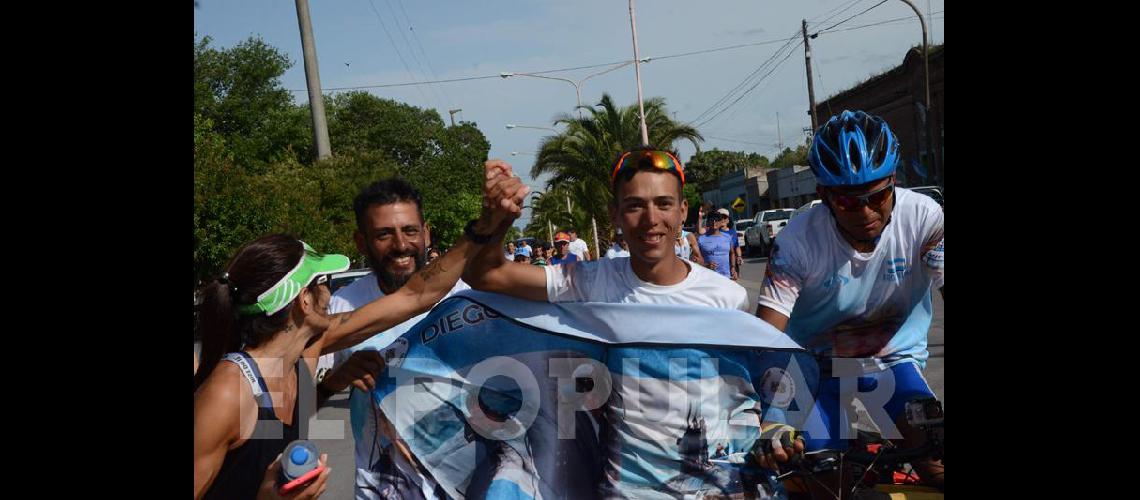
[754,110,944,488]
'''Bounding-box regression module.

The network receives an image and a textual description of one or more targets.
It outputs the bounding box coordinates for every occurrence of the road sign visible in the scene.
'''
[732,197,746,213]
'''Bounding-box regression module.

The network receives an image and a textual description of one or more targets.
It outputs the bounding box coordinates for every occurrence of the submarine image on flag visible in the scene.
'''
[663,405,739,495]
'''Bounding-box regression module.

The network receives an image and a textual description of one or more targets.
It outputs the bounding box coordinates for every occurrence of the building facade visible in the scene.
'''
[766,165,817,209]
[701,165,777,222]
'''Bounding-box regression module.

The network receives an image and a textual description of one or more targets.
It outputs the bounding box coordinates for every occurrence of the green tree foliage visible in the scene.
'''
[503,226,522,244]
[326,91,442,170]
[194,113,399,282]
[194,37,490,283]
[771,144,810,170]
[530,93,702,249]
[195,113,268,284]
[324,91,489,250]
[194,35,312,171]
[682,184,702,218]
[685,149,770,188]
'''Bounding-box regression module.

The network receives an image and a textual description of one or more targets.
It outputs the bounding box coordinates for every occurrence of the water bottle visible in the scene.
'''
[278,440,321,490]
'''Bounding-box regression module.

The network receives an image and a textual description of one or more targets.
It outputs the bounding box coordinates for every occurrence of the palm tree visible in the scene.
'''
[524,186,594,243]
[531,93,703,247]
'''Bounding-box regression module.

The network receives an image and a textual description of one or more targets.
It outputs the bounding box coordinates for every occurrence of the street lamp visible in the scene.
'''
[499,58,650,118]
[896,0,937,187]
[506,124,557,132]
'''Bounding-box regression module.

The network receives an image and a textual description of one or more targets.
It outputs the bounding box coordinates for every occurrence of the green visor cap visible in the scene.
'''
[237,241,350,316]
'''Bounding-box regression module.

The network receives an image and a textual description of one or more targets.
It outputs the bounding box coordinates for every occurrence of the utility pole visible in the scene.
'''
[448,108,462,127]
[776,112,783,151]
[803,19,820,132]
[628,0,650,147]
[294,0,331,161]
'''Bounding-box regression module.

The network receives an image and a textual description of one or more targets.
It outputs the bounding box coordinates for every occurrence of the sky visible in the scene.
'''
[194,0,944,229]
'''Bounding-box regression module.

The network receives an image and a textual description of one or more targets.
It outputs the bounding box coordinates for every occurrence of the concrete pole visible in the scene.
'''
[803,19,820,132]
[294,0,331,160]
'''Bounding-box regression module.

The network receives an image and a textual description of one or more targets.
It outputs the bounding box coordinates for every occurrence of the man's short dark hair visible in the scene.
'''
[353,178,424,233]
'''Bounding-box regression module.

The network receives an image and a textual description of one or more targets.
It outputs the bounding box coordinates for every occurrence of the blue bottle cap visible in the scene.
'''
[290,446,311,466]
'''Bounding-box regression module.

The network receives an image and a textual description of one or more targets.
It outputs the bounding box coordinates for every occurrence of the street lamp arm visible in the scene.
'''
[503,72,577,88]
[577,58,649,87]
[895,0,936,186]
[895,0,929,107]
[506,124,558,132]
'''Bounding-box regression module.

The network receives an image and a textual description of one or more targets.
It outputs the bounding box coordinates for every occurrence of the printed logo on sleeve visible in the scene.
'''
[922,239,944,270]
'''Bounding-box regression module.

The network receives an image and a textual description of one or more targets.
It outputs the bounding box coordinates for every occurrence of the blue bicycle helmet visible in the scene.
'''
[808,110,900,187]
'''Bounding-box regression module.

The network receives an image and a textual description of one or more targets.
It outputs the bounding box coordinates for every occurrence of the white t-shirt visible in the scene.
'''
[674,230,693,260]
[757,187,944,367]
[544,256,749,311]
[328,272,470,499]
[568,238,589,260]
[604,244,630,259]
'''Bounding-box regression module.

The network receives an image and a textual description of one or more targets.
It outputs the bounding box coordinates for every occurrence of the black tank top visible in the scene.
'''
[202,352,312,500]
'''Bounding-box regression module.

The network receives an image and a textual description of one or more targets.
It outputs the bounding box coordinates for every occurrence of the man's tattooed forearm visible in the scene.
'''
[418,258,447,283]
[335,309,354,325]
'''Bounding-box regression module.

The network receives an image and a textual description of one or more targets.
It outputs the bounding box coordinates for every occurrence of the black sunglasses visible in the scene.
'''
[826,180,895,211]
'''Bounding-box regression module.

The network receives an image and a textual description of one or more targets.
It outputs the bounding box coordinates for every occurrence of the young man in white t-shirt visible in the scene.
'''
[566,228,591,261]
[755,110,944,489]
[605,229,630,259]
[516,240,532,258]
[465,151,748,311]
[464,149,804,469]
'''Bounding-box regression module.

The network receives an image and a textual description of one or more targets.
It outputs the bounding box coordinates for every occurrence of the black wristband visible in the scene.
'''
[464,219,495,244]
[317,382,334,403]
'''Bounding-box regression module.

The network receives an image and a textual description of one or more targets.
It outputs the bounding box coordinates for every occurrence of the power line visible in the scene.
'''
[382,0,447,110]
[364,0,433,108]
[286,9,939,94]
[525,60,628,76]
[820,12,944,35]
[698,0,868,134]
[809,0,863,23]
[810,0,868,27]
[298,74,499,92]
[816,0,889,34]
[699,40,802,129]
[715,131,781,140]
[714,59,798,132]
[649,35,800,62]
[395,0,454,110]
[693,39,804,129]
[687,31,802,125]
[805,10,945,120]
[705,136,771,147]
[289,61,635,92]
[288,36,795,93]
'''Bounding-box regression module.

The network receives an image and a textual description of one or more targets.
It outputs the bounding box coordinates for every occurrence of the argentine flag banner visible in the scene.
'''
[370,290,820,499]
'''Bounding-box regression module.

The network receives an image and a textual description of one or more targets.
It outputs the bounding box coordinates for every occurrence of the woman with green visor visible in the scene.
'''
[193,169,528,499]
